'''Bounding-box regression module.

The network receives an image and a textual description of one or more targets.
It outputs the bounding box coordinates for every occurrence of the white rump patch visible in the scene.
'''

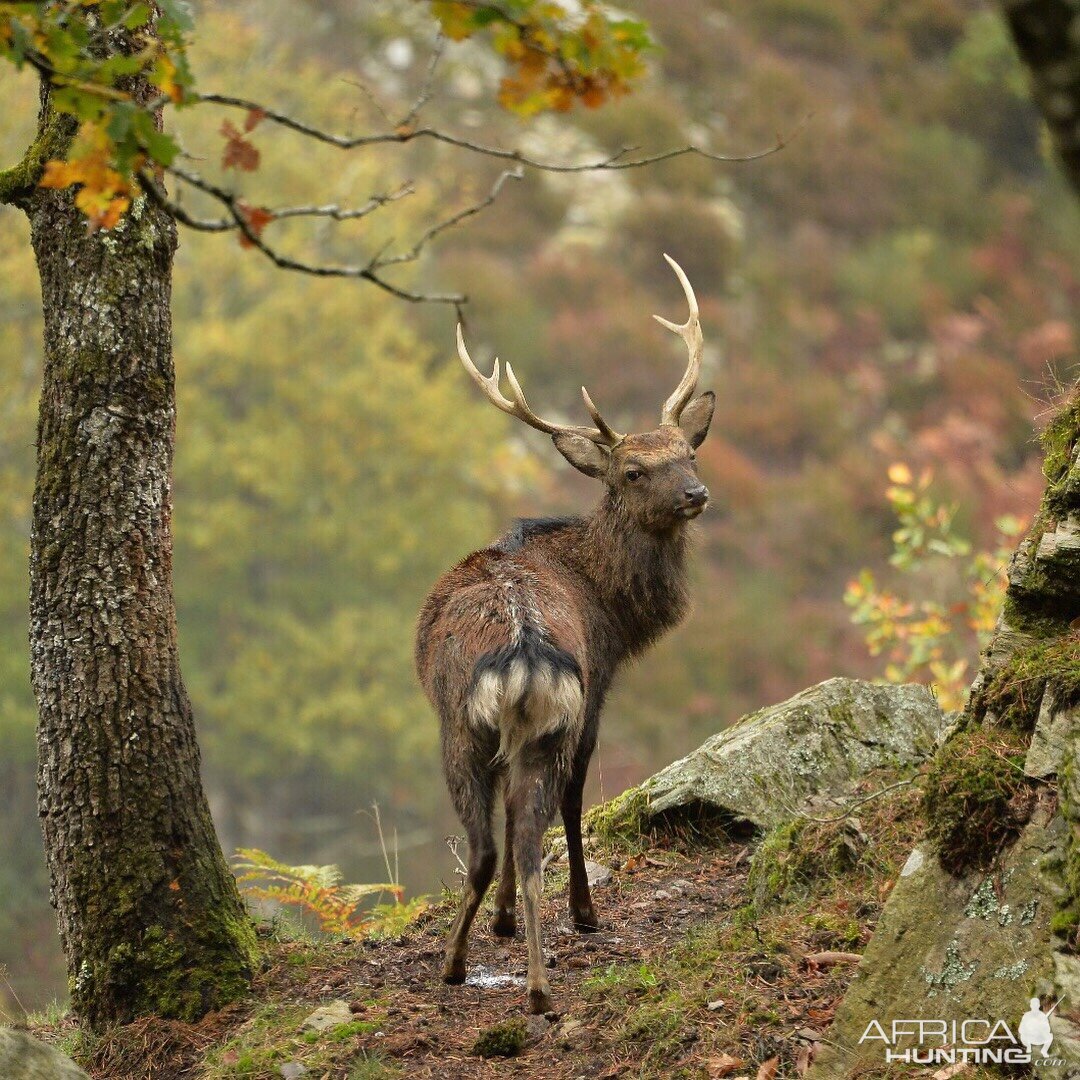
[467,660,584,761]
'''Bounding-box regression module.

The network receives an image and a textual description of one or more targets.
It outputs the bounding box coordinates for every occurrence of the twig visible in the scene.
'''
[398,33,446,130]
[794,779,915,825]
[194,91,805,170]
[140,163,512,306]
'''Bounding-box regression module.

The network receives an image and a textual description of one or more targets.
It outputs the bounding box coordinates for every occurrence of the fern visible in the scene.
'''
[233,847,425,938]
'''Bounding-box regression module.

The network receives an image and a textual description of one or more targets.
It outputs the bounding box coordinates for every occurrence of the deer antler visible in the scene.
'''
[653,253,703,427]
[456,324,624,446]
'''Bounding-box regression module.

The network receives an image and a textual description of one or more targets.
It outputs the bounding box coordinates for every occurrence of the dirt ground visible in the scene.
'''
[45,826,883,1080]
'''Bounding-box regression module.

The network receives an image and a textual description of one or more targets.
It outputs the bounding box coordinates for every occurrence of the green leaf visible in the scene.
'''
[123,2,152,30]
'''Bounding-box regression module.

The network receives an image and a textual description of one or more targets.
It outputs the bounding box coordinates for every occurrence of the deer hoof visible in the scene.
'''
[491,909,517,938]
[528,986,553,1015]
[571,909,601,933]
[442,957,467,984]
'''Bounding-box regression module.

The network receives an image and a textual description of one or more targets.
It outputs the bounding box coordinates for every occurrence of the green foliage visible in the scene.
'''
[431,1,652,115]
[1,0,654,226]
[845,464,1023,710]
[922,728,1034,873]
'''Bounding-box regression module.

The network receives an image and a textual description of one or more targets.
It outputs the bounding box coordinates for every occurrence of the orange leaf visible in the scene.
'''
[244,107,266,132]
[235,202,274,248]
[40,159,84,189]
[221,121,260,172]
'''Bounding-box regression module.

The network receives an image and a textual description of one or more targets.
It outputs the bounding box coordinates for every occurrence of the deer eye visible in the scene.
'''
[625,468,643,482]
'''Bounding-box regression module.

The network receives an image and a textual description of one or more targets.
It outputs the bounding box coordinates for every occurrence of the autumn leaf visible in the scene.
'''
[221,120,260,171]
[756,1058,779,1080]
[706,1054,746,1078]
[235,202,274,248]
[244,107,265,132]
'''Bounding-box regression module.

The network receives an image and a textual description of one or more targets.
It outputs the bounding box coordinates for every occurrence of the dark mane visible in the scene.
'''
[494,515,582,553]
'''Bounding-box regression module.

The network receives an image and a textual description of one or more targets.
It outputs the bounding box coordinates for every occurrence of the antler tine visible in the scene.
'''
[581,386,624,444]
[456,324,621,446]
[457,323,516,415]
[653,253,704,427]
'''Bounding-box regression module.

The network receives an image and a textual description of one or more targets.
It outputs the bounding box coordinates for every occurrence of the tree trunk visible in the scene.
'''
[24,125,256,1026]
[1002,0,1080,192]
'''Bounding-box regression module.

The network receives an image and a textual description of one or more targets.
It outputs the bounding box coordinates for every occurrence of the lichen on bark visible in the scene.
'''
[18,90,257,1026]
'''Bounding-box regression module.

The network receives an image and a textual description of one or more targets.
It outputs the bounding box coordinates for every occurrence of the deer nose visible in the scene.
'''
[684,484,709,507]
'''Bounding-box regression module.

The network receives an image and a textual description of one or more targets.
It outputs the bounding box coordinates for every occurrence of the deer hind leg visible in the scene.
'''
[442,784,497,985]
[491,801,517,938]
[507,753,564,1014]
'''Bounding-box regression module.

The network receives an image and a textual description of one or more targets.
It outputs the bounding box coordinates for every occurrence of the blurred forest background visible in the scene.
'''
[2,0,1078,1011]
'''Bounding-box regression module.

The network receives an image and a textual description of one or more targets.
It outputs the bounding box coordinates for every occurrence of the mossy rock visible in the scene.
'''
[922,727,1035,874]
[598,678,945,840]
[748,817,866,908]
[471,1018,527,1058]
[0,1029,88,1079]
[809,795,1059,1078]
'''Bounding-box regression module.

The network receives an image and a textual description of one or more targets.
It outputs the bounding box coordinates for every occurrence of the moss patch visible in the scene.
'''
[973,634,1080,732]
[922,728,1034,874]
[583,785,653,851]
[748,818,863,907]
[471,1018,527,1058]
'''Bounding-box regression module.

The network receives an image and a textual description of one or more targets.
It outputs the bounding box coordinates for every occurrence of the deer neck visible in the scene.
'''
[577,493,691,655]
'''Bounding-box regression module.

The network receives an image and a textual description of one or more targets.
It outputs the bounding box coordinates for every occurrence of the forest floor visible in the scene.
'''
[32,781,988,1080]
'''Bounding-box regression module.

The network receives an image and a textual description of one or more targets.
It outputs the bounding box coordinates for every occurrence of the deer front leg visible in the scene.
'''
[491,803,517,938]
[562,765,600,932]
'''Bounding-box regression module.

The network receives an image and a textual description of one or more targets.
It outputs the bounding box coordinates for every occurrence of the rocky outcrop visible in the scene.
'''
[0,1029,87,1079]
[809,791,1059,1077]
[591,678,946,838]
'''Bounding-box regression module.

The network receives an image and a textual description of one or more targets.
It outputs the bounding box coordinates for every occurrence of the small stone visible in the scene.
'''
[671,878,694,890]
[279,1064,308,1079]
[556,1017,587,1049]
[652,890,671,901]
[526,1014,551,1038]
[585,859,613,887]
[707,999,726,1011]
[299,999,352,1032]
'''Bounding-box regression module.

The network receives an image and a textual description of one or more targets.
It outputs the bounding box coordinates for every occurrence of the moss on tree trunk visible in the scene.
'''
[23,121,256,1026]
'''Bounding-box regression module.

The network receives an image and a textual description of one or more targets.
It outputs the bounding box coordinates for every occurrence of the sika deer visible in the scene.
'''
[416,255,714,1013]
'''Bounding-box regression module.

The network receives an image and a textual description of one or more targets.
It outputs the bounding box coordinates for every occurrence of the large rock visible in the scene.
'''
[628,678,946,831]
[809,792,1058,1078]
[0,1029,87,1079]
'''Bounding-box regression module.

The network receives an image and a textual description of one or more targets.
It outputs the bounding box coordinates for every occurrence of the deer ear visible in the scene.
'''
[680,391,715,449]
[551,432,610,479]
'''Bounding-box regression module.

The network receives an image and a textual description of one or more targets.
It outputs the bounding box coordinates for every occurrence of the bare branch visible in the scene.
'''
[193,91,802,170]
[138,163,520,307]
[374,167,521,268]
[398,33,446,130]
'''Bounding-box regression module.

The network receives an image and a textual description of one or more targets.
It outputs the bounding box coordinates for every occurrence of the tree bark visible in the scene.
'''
[1002,0,1080,192]
[21,104,256,1026]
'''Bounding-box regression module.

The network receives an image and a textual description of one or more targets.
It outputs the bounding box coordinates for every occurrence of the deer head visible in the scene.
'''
[457,254,714,531]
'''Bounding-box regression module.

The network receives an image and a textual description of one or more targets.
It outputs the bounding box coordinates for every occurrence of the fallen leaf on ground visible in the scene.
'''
[706,1053,746,1077]
[803,950,862,968]
[757,1057,779,1080]
[932,1065,969,1079]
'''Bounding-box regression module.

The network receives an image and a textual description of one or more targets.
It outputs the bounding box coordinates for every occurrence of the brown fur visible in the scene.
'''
[416,408,714,1013]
